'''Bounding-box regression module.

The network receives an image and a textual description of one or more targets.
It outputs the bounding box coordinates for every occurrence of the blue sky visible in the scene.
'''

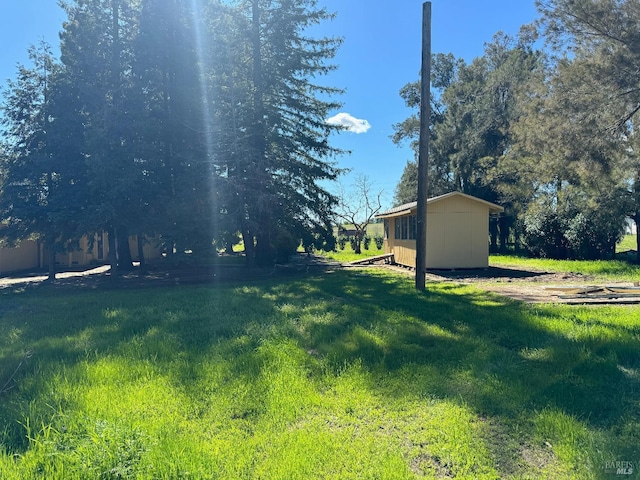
[0,0,539,209]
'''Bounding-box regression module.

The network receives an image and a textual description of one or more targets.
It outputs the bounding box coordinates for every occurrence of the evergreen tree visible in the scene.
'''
[226,0,345,266]
[1,0,346,271]
[132,0,217,255]
[59,0,141,274]
[537,0,640,260]
[392,30,543,248]
[0,42,85,281]
[391,53,461,205]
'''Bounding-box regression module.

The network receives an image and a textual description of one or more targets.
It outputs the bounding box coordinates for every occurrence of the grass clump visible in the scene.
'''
[0,269,639,478]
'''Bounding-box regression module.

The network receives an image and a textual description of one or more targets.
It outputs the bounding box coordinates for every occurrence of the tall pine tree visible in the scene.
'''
[228,0,345,266]
[0,42,85,281]
[59,0,141,275]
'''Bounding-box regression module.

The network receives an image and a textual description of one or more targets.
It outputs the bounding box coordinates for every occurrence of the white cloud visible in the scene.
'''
[326,112,372,134]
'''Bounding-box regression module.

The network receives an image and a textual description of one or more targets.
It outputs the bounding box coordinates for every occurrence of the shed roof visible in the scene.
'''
[376,191,504,219]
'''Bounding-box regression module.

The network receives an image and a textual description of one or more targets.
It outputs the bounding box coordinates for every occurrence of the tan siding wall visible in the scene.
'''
[53,233,108,267]
[384,218,417,267]
[48,233,163,267]
[0,240,40,274]
[384,196,492,269]
[128,236,163,261]
[0,233,163,275]
[388,240,416,267]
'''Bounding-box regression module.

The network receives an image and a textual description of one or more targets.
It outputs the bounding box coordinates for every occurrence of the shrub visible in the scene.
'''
[323,234,337,252]
[273,229,300,263]
[363,234,371,250]
[521,199,568,258]
[374,235,384,250]
[301,229,336,254]
[338,235,348,250]
[565,210,624,260]
[313,234,325,252]
[521,193,626,260]
[349,236,358,251]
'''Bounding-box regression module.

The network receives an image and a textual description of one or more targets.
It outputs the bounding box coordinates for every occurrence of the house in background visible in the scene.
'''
[0,239,41,275]
[0,233,162,276]
[376,192,504,270]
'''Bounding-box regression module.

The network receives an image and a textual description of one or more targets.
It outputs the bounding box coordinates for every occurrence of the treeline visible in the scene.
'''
[0,0,344,278]
[393,0,640,261]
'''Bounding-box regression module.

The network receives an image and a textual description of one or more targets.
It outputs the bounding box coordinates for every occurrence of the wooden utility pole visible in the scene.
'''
[415,2,432,291]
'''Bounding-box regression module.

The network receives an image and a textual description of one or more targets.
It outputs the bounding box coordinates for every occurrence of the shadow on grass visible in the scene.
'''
[1,268,639,468]
[251,270,640,429]
[428,266,547,280]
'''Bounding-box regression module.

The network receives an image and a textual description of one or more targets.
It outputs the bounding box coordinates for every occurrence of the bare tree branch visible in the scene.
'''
[333,174,383,254]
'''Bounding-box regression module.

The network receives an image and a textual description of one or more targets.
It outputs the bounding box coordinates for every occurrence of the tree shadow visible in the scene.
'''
[257,270,640,429]
[1,267,638,471]
[427,266,547,280]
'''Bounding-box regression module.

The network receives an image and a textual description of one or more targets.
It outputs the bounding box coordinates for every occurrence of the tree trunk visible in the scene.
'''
[255,230,273,267]
[489,216,498,253]
[47,239,56,283]
[250,1,272,269]
[354,232,362,254]
[225,242,234,255]
[499,216,509,253]
[242,229,255,268]
[117,227,133,271]
[137,235,146,267]
[635,213,640,264]
[108,226,119,279]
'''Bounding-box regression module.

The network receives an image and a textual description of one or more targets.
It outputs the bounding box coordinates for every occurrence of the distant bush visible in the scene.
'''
[338,235,348,250]
[302,231,337,253]
[322,234,337,252]
[374,235,384,250]
[349,236,358,251]
[521,200,568,259]
[565,211,623,260]
[522,195,625,260]
[363,234,371,250]
[274,229,300,263]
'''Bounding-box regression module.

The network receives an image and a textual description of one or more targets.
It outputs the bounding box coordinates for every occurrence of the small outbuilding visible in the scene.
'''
[376,191,504,270]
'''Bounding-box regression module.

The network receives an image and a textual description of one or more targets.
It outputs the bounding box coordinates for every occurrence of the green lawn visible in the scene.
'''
[490,254,640,282]
[334,222,384,238]
[322,241,385,263]
[618,234,637,253]
[1,269,639,478]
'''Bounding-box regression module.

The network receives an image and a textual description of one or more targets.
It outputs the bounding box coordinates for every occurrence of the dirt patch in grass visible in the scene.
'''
[430,268,640,304]
[410,453,454,478]
[371,263,640,304]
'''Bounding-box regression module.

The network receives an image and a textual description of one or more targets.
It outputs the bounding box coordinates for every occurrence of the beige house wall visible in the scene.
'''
[50,234,162,268]
[0,240,40,275]
[382,193,500,270]
[128,236,162,262]
[0,233,163,275]
[52,232,109,267]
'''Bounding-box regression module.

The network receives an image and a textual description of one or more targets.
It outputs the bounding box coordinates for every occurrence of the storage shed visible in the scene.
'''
[376,192,504,269]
